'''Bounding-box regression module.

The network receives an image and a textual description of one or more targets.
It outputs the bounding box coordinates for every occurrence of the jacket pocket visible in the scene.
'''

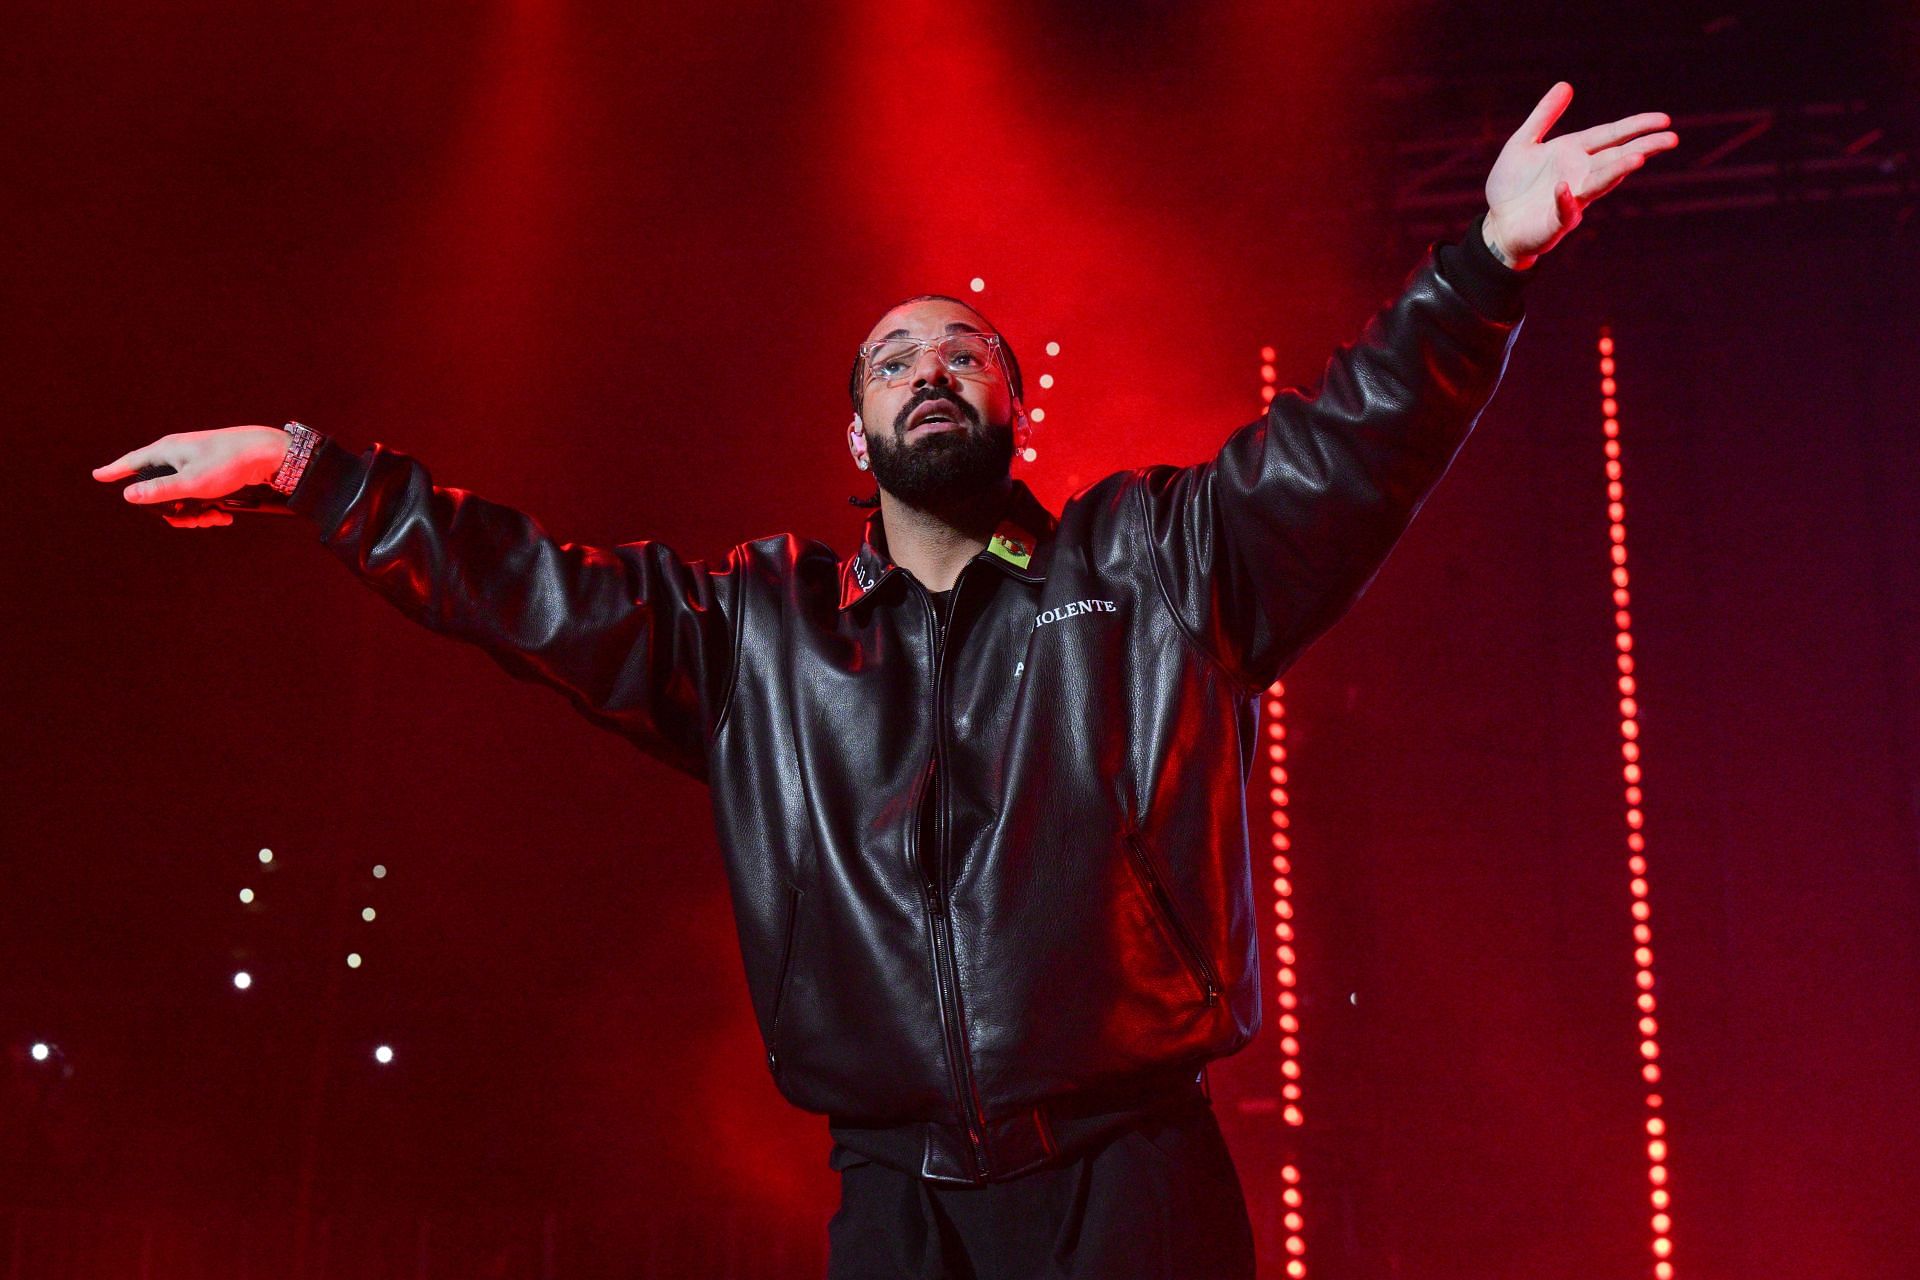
[766,883,803,1075]
[1123,833,1220,1007]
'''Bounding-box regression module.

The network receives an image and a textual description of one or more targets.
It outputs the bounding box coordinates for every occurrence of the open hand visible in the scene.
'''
[1484,83,1678,269]
[91,426,290,528]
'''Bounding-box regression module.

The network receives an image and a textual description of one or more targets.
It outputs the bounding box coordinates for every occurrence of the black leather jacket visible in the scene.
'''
[287,219,1526,1184]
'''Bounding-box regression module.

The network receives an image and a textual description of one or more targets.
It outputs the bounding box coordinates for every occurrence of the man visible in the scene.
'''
[94,83,1674,1279]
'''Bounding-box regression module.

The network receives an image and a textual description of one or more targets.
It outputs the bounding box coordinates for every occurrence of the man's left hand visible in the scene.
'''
[1483,82,1678,270]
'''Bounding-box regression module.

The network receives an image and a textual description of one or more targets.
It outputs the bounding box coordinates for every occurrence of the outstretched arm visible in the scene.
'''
[1145,84,1676,688]
[93,427,740,778]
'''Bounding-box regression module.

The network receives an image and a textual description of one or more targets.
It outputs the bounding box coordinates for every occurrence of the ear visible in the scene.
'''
[849,414,870,471]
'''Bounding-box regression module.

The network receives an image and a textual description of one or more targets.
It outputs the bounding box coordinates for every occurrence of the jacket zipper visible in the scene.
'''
[765,884,802,1076]
[1124,832,1220,1007]
[915,575,993,1179]
[905,755,975,1161]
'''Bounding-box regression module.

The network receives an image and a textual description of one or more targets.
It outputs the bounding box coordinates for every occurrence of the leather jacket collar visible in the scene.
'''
[836,478,1057,610]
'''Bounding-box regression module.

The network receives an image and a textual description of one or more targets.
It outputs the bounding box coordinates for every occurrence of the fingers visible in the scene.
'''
[1572,113,1675,154]
[1577,132,1676,201]
[91,438,170,484]
[93,435,201,503]
[1579,158,1640,204]
[1514,81,1574,144]
[1615,130,1679,161]
[121,470,198,504]
[1556,181,1581,225]
[161,503,232,529]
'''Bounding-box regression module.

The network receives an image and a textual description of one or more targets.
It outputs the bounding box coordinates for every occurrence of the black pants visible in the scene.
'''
[825,1098,1256,1279]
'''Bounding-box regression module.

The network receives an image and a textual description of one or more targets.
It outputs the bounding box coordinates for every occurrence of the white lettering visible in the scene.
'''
[1032,599,1120,630]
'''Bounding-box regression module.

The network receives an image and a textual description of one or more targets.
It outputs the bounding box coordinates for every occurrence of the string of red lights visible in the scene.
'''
[1260,344,1310,1278]
[1600,326,1674,1279]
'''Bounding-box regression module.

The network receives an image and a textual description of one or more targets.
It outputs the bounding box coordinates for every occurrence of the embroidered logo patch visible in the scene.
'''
[987,531,1032,569]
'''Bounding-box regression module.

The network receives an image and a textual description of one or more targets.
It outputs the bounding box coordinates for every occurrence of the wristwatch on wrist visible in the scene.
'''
[268,421,319,497]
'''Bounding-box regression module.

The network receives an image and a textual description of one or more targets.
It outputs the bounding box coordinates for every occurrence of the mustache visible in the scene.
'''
[893,387,981,437]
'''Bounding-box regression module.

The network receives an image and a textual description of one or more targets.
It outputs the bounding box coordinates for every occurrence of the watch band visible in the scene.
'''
[268,421,319,496]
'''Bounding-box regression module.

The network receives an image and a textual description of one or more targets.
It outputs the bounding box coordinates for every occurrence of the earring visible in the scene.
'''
[856,456,870,471]
[1014,410,1036,463]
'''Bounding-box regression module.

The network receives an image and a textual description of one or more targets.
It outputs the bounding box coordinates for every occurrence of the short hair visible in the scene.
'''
[848,294,1024,413]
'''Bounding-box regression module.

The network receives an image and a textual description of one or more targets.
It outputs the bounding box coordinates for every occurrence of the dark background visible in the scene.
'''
[4,1,1916,1276]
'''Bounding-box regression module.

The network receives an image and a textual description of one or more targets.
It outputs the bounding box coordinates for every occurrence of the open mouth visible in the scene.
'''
[907,398,965,432]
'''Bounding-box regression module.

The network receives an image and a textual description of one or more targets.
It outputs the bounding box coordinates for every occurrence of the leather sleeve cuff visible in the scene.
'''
[286,434,370,534]
[1434,211,1531,324]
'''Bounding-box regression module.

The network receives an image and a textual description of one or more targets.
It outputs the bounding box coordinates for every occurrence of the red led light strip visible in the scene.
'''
[1599,327,1675,1279]
[1260,345,1309,1277]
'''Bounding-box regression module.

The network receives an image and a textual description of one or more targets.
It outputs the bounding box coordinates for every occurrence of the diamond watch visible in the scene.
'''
[267,421,319,497]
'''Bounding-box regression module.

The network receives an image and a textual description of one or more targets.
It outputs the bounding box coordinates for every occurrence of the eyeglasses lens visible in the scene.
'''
[868,335,996,384]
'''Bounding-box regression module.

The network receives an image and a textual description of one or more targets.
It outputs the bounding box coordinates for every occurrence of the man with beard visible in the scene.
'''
[844,293,1027,643]
[95,84,1674,1278]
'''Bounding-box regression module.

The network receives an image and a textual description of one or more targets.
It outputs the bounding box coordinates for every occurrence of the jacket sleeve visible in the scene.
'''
[1140,214,1529,690]
[286,437,739,780]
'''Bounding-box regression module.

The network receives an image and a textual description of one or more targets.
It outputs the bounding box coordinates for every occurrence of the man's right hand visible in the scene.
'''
[91,426,292,528]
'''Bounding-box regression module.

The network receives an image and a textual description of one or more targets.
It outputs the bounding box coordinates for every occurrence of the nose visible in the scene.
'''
[911,346,956,392]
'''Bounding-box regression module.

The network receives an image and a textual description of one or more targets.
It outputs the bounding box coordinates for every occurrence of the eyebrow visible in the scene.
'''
[877,321,987,340]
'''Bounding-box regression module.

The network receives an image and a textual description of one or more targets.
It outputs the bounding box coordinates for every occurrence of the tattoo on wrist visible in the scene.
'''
[1483,218,1513,267]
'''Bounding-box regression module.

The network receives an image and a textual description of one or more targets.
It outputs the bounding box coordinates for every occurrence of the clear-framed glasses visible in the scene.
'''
[859,332,1005,386]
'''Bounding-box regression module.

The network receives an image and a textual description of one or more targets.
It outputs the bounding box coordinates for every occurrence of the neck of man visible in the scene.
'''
[877,475,1012,594]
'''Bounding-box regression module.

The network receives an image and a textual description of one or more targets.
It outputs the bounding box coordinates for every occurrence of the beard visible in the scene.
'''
[867,395,1014,508]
